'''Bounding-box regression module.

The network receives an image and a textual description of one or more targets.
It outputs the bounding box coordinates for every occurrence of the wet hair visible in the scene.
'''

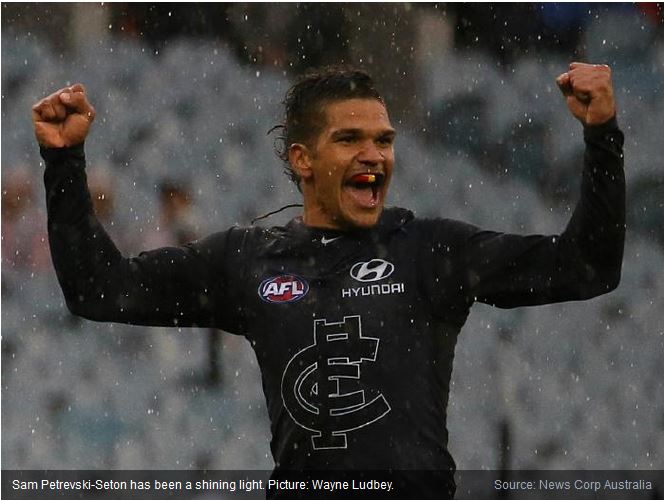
[270,66,385,187]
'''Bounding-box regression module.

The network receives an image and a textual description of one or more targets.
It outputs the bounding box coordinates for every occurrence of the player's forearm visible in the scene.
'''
[557,117,625,297]
[42,144,125,319]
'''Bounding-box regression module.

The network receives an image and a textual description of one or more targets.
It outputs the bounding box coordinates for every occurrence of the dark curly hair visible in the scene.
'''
[270,66,385,187]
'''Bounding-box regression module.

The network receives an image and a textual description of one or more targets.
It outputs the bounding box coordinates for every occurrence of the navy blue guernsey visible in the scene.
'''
[42,119,624,498]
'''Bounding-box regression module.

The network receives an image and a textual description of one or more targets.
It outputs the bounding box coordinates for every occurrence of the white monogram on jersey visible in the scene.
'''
[280,315,391,450]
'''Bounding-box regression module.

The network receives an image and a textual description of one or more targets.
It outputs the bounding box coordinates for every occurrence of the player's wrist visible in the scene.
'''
[583,115,619,134]
[40,142,86,163]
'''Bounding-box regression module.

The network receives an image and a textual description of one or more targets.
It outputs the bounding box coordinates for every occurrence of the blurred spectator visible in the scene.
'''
[110,4,237,53]
[284,3,350,73]
[636,2,664,26]
[143,180,200,249]
[449,3,659,66]
[143,179,222,386]
[452,4,554,66]
[1,168,50,275]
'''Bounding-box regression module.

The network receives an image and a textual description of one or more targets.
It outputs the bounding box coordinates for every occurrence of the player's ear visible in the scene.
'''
[288,143,313,181]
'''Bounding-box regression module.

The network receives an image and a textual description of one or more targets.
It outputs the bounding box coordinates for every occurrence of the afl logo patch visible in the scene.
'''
[259,275,309,303]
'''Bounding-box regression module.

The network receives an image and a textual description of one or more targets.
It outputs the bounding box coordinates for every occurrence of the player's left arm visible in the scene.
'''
[463,63,624,308]
[553,62,624,298]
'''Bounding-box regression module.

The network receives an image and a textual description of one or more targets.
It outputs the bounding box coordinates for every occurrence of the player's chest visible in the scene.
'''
[248,245,417,315]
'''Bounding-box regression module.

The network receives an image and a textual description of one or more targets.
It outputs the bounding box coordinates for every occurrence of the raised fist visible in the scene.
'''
[32,83,96,148]
[556,63,616,126]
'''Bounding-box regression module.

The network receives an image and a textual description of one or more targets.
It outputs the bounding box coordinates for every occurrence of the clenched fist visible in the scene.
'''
[556,62,616,126]
[32,83,96,148]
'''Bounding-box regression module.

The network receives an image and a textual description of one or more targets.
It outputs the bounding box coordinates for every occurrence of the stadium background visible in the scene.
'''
[1,2,662,477]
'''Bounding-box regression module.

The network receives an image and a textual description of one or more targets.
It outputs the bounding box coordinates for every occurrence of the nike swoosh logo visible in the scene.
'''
[321,236,342,245]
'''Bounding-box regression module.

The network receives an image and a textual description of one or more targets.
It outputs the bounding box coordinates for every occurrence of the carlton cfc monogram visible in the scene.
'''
[280,316,391,449]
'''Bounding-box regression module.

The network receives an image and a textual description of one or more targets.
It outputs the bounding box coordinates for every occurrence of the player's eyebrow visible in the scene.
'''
[330,128,396,140]
[330,128,361,139]
[377,129,397,141]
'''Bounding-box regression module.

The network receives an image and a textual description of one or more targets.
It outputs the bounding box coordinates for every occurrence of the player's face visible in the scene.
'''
[297,98,396,230]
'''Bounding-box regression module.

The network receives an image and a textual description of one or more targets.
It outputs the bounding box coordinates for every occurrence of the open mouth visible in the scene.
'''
[344,172,386,208]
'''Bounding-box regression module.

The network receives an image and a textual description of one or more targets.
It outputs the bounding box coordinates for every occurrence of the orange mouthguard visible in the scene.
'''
[352,173,376,184]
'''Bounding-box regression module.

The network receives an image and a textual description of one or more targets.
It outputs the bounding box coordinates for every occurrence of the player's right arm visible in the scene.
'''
[34,84,229,328]
[424,64,624,310]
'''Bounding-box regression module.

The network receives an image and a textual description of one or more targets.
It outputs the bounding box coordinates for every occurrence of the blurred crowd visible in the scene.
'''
[1,3,662,472]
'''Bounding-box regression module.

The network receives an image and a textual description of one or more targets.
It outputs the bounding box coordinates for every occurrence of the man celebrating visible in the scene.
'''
[34,63,624,498]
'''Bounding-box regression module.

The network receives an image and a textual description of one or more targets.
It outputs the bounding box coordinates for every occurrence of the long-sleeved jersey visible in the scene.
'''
[42,119,624,498]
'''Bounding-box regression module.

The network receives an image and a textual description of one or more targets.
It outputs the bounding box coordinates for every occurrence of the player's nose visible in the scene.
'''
[357,141,384,165]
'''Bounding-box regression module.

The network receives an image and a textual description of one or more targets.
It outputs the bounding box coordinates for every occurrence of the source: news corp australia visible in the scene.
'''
[494,478,654,494]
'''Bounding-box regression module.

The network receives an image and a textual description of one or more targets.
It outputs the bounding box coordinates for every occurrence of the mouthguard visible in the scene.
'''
[350,173,383,185]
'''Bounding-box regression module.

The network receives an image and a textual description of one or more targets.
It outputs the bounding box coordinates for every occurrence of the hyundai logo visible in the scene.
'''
[350,259,395,282]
